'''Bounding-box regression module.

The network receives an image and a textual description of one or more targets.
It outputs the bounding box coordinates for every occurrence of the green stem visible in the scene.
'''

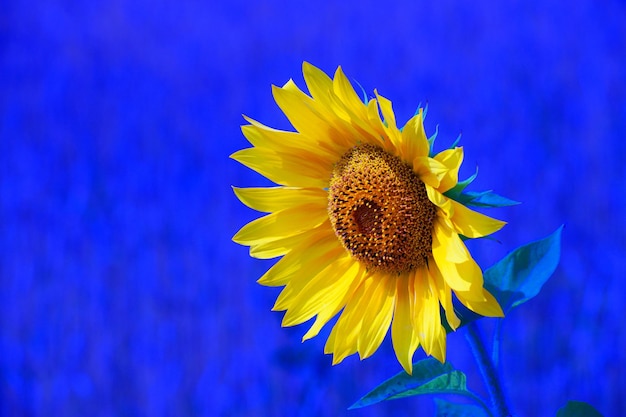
[492,318,504,368]
[465,321,511,417]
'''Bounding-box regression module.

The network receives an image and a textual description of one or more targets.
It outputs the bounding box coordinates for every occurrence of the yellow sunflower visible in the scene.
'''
[232,62,505,374]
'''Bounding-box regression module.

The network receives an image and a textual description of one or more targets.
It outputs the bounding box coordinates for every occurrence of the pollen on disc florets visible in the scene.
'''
[328,143,437,274]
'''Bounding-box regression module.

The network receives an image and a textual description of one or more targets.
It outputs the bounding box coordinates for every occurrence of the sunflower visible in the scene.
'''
[232,62,505,374]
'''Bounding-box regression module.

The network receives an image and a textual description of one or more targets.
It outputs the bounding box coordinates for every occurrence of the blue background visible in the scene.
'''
[2,0,625,415]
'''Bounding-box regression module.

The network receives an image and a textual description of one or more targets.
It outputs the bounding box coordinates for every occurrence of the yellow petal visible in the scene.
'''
[324,276,374,363]
[230,147,330,188]
[410,268,430,349]
[366,98,390,150]
[374,90,403,152]
[272,81,344,145]
[433,147,463,193]
[401,110,430,161]
[302,261,366,341]
[241,118,339,160]
[391,272,420,375]
[282,256,360,327]
[302,63,361,132]
[285,70,375,149]
[332,66,369,121]
[272,239,347,311]
[273,79,327,123]
[417,272,439,356]
[429,324,447,363]
[425,186,457,226]
[431,220,486,300]
[449,199,506,238]
[428,262,460,330]
[424,271,447,362]
[248,220,331,259]
[257,228,338,286]
[326,92,383,145]
[414,157,448,189]
[456,288,504,318]
[357,274,396,359]
[232,186,327,213]
[233,203,327,246]
[432,218,470,264]
[374,90,397,129]
[302,62,333,105]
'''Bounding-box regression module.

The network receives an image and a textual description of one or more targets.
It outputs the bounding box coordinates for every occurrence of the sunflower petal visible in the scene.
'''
[273,81,353,145]
[233,204,327,246]
[366,99,390,149]
[391,272,420,375]
[270,238,345,304]
[332,66,369,121]
[302,62,333,104]
[457,288,504,318]
[401,110,430,161]
[430,325,447,363]
[248,221,330,259]
[374,90,397,130]
[432,218,470,264]
[241,118,339,160]
[374,90,403,151]
[414,157,448,189]
[432,220,487,300]
[272,81,332,135]
[428,263,461,330]
[411,268,430,349]
[324,277,374,363]
[282,256,360,327]
[257,230,340,287]
[232,186,327,213]
[425,183,455,218]
[302,261,366,341]
[449,199,506,238]
[230,147,330,188]
[357,275,396,359]
[424,272,447,362]
[433,147,463,193]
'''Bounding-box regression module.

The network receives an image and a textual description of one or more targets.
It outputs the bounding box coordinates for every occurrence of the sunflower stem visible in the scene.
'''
[465,321,511,417]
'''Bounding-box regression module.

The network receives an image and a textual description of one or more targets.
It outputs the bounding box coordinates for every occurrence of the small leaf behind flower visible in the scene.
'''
[446,167,479,197]
[556,400,604,417]
[484,225,563,314]
[434,398,491,417]
[449,225,564,330]
[349,358,469,409]
[458,190,520,208]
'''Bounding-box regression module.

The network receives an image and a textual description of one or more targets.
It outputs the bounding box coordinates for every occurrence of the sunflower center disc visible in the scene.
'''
[328,144,437,274]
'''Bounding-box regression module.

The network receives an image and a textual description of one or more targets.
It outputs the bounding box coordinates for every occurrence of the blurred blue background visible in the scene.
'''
[2,0,625,415]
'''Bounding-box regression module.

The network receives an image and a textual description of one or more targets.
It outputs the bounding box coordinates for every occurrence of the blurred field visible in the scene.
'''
[1,1,625,415]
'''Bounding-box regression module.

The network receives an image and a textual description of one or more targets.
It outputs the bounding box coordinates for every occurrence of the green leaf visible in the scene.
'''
[445,167,479,199]
[434,398,491,417]
[448,226,564,330]
[484,225,563,314]
[349,358,470,409]
[456,190,520,208]
[428,124,439,157]
[556,400,603,417]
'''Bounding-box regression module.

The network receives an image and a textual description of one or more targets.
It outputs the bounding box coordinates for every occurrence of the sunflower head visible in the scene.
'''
[232,62,506,374]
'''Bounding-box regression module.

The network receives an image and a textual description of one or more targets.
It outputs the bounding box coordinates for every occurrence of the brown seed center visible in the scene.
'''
[353,200,381,235]
[327,144,437,274]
